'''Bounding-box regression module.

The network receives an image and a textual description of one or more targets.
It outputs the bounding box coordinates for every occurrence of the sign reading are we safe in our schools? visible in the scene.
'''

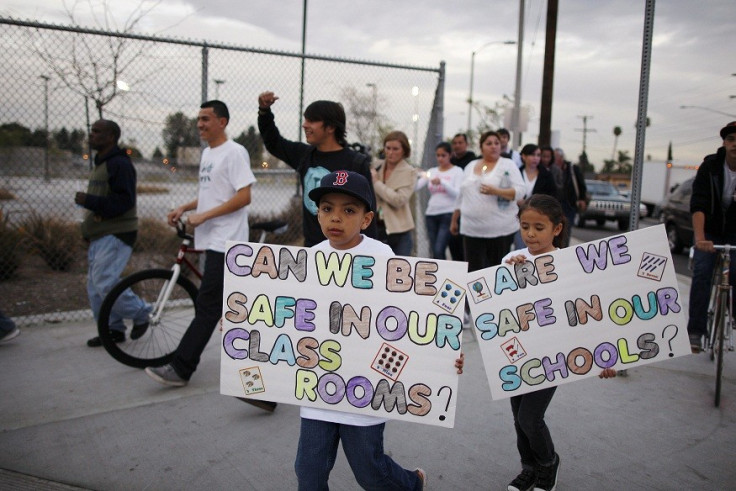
[463,225,690,401]
[219,242,467,428]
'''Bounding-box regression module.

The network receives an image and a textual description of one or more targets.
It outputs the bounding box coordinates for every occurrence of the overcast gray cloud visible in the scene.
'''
[3,0,733,166]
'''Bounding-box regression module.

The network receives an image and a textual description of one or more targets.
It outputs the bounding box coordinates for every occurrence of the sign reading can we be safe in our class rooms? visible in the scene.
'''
[465,224,690,401]
[219,242,468,428]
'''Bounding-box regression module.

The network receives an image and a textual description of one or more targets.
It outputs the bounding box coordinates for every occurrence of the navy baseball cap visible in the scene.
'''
[720,121,736,140]
[308,170,374,211]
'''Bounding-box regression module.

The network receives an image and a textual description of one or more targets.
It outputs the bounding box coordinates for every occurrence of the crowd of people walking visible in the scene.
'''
[11,88,714,491]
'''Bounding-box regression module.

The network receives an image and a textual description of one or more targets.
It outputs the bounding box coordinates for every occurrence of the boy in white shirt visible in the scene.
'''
[145,101,275,411]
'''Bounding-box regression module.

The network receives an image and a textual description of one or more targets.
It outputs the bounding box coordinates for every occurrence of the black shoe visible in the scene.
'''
[534,454,560,491]
[237,398,278,413]
[130,321,149,340]
[87,331,124,347]
[689,333,703,354]
[508,468,537,491]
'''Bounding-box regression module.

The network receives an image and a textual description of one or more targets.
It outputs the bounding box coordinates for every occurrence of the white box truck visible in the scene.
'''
[639,161,698,217]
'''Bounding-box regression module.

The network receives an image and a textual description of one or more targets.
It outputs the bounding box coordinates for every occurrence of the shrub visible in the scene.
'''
[248,195,303,245]
[19,212,79,271]
[137,184,169,195]
[0,188,16,200]
[0,209,25,280]
[135,217,181,253]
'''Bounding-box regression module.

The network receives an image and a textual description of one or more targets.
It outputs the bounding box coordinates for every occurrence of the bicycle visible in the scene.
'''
[689,244,734,406]
[702,244,735,407]
[97,219,288,368]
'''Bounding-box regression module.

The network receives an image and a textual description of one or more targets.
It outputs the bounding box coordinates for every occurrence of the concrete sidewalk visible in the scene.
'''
[1,273,735,490]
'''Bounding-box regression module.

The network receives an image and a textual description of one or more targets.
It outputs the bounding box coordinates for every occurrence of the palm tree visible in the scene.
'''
[611,126,622,161]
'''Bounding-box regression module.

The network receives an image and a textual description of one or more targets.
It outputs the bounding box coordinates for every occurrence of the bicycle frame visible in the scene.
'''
[151,234,203,325]
[709,244,734,352]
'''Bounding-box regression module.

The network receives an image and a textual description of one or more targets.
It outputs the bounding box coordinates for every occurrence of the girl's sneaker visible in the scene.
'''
[0,327,20,344]
[414,468,427,489]
[508,468,537,491]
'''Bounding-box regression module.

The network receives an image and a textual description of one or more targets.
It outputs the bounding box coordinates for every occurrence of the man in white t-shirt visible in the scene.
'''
[144,102,266,402]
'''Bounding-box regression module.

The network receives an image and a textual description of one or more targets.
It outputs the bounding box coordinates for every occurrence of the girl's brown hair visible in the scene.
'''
[518,194,568,248]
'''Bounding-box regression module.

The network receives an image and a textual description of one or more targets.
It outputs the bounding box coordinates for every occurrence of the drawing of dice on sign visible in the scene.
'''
[239,367,266,395]
[637,252,667,281]
[501,337,527,364]
[433,279,466,314]
[371,343,409,381]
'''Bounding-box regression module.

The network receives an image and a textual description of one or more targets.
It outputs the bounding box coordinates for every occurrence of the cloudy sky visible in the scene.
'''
[3,0,734,167]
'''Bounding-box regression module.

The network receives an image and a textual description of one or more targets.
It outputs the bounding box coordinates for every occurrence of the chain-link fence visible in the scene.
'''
[0,17,445,326]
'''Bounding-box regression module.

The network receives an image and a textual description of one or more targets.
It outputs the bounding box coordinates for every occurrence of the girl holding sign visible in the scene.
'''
[502,195,615,491]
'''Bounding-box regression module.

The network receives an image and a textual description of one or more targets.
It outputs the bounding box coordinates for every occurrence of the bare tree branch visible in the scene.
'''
[31,0,167,118]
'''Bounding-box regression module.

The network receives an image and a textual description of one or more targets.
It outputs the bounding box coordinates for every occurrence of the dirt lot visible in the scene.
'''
[2,247,174,322]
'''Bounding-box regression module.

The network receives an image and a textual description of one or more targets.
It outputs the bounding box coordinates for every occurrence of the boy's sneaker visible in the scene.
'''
[145,364,187,387]
[87,330,124,347]
[414,468,427,489]
[130,321,149,340]
[0,327,20,345]
[508,468,537,491]
[534,454,560,491]
[236,398,278,413]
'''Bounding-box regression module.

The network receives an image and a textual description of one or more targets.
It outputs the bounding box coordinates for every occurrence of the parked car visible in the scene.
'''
[659,176,694,254]
[577,180,647,230]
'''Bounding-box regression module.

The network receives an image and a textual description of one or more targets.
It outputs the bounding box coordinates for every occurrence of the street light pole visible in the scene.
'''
[679,105,736,119]
[366,83,377,154]
[467,40,515,134]
[116,80,130,137]
[40,75,50,182]
[214,79,225,99]
[412,86,419,154]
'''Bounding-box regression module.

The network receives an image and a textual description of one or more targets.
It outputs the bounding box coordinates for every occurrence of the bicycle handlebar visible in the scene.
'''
[712,244,735,252]
[176,219,194,241]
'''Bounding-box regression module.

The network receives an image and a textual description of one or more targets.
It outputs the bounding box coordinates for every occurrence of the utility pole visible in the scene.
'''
[511,0,524,148]
[575,115,596,154]
[539,0,558,147]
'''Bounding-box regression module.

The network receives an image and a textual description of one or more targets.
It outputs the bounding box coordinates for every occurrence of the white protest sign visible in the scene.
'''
[463,225,690,400]
[220,242,467,428]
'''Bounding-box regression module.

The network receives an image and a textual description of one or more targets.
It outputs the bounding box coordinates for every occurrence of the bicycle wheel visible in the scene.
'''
[98,268,198,368]
[714,294,726,408]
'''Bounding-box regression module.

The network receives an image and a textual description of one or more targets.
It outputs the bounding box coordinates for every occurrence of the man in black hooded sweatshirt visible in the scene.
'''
[75,119,150,348]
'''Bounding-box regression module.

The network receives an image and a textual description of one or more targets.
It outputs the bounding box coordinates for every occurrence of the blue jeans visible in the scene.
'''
[87,235,149,333]
[510,387,557,469]
[687,232,736,337]
[561,201,577,248]
[387,231,413,256]
[0,310,16,334]
[295,419,421,491]
[425,213,452,259]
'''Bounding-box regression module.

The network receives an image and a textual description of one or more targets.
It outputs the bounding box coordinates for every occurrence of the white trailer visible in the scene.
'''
[639,161,698,216]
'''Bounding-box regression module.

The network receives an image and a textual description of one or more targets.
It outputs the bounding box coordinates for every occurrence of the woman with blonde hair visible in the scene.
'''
[371,131,416,255]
